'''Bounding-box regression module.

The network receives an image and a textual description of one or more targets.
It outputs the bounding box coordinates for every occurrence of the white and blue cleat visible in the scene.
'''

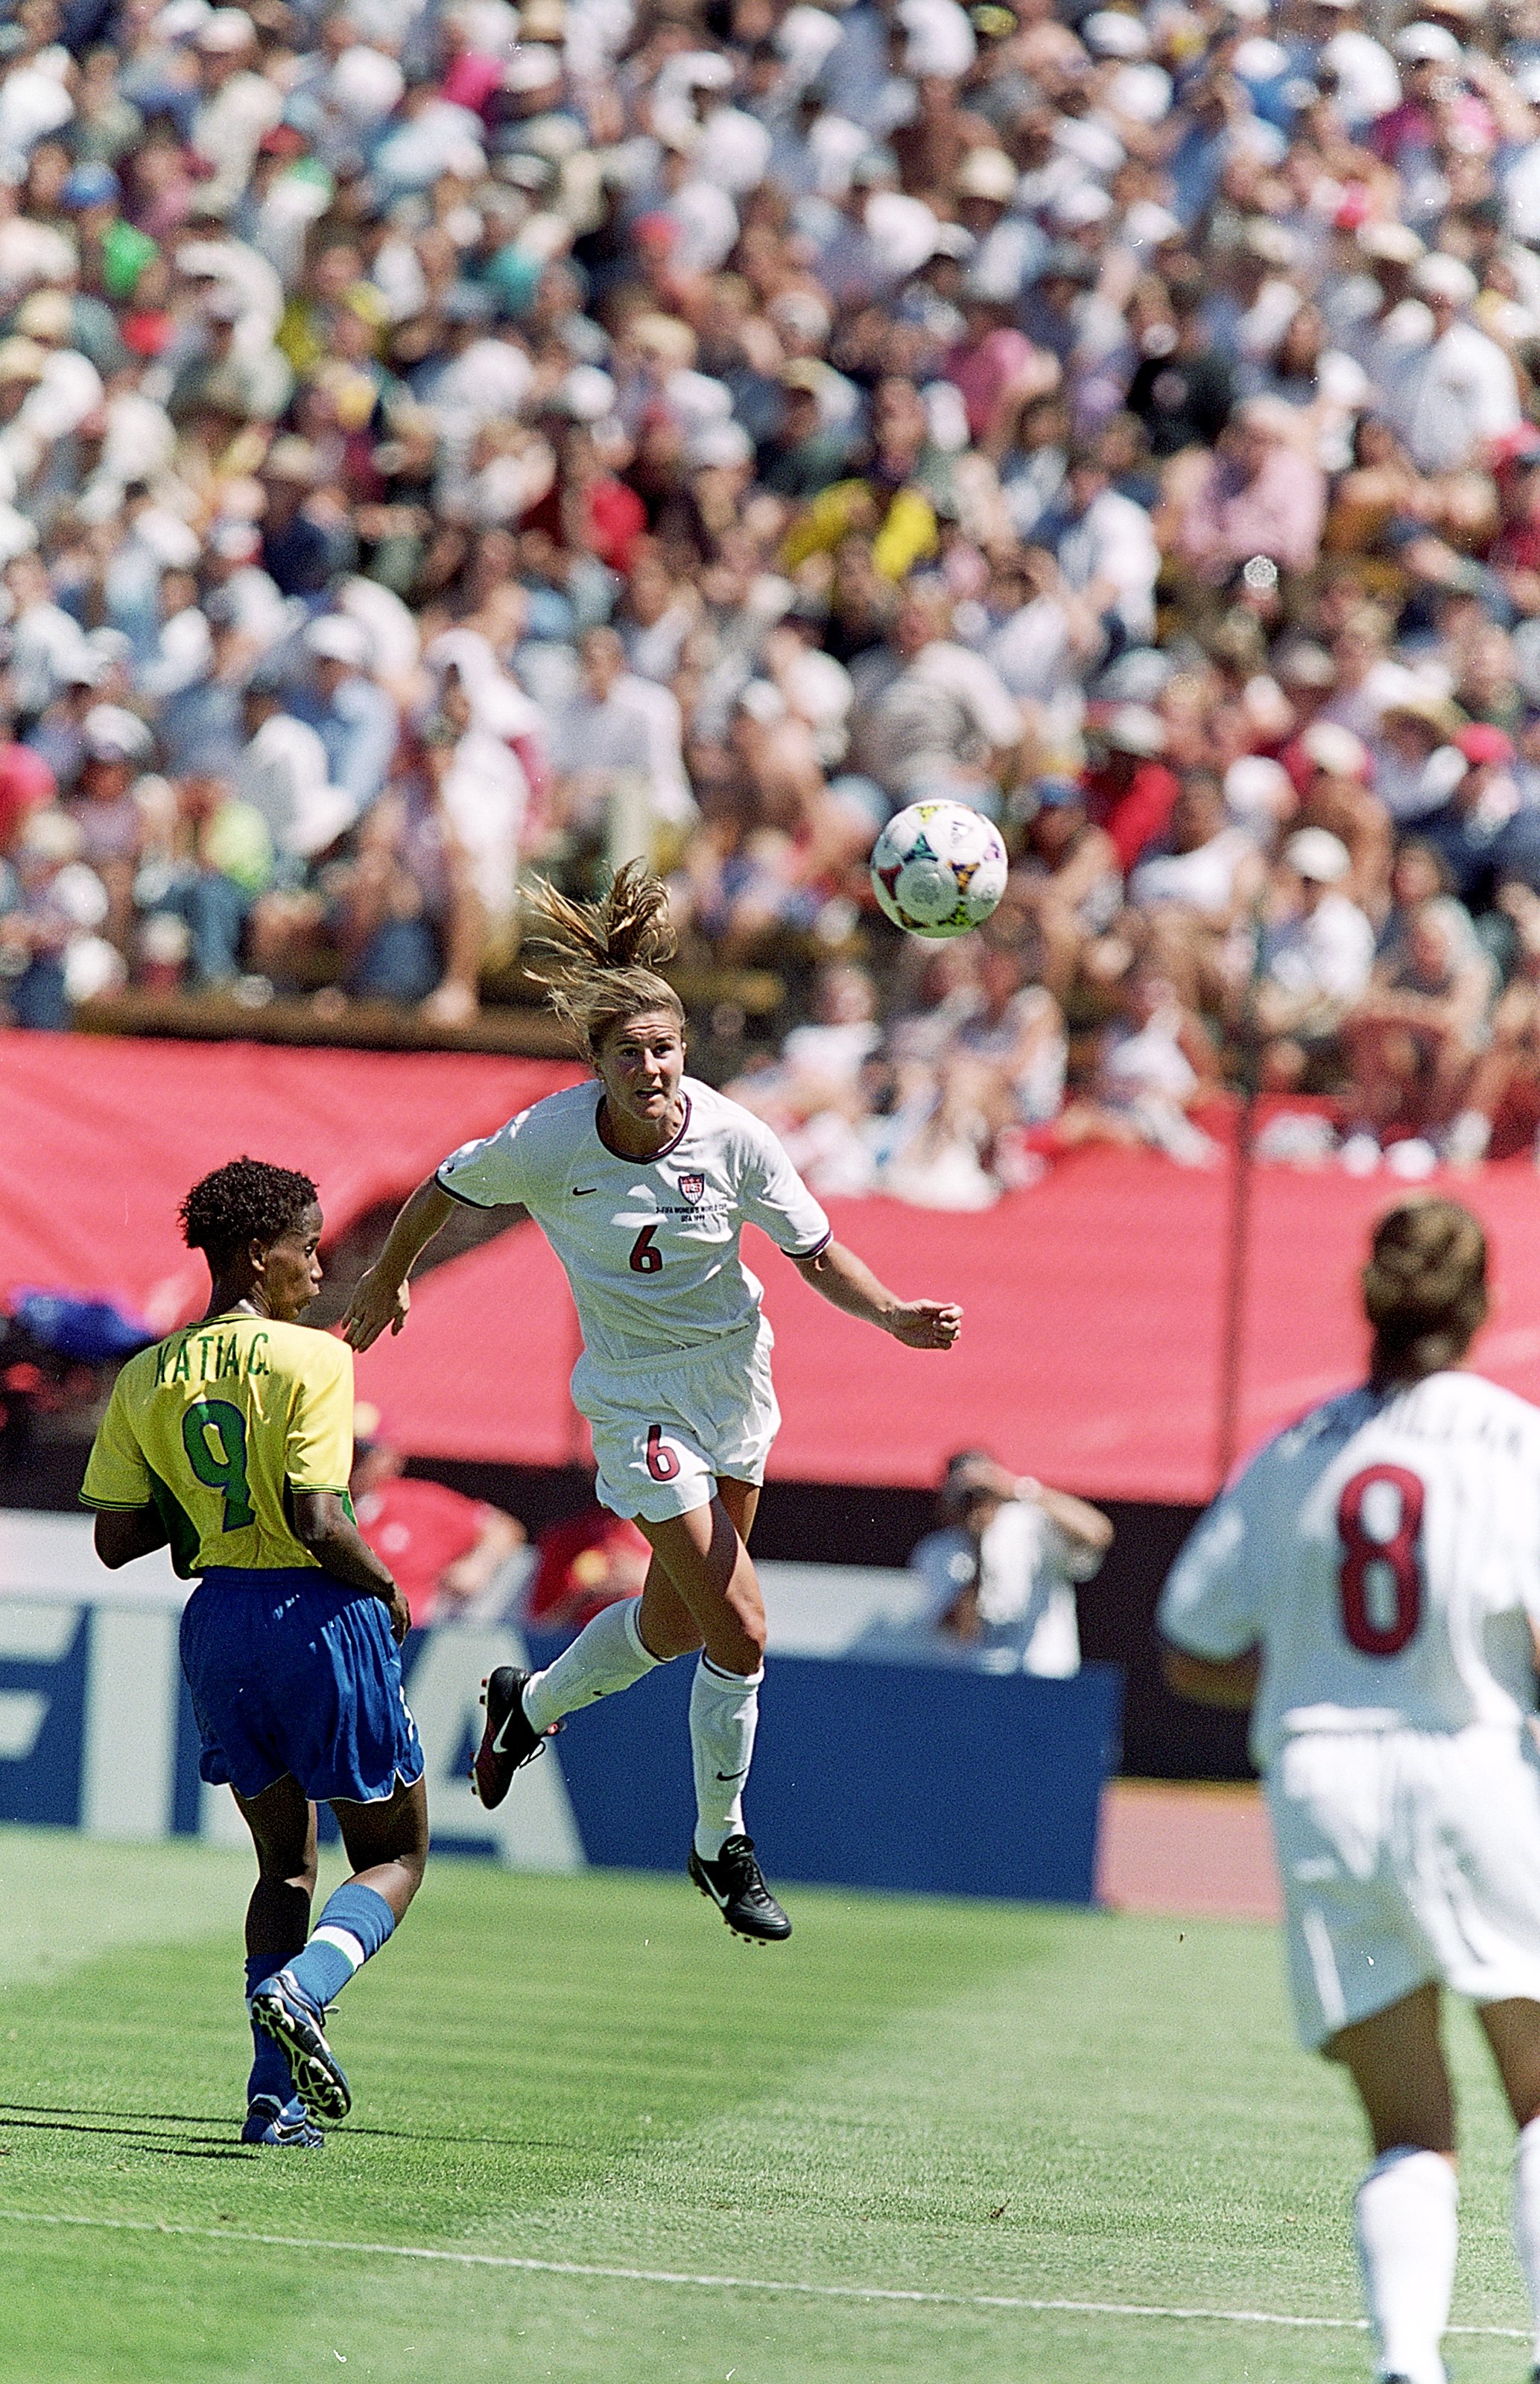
[241,2091,325,2148]
[249,1969,352,2123]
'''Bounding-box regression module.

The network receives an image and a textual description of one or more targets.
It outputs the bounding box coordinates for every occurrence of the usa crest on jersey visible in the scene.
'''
[678,1173,706,1204]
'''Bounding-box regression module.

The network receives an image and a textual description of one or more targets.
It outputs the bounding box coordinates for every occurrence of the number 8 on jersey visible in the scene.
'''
[1338,1464,1425,1658]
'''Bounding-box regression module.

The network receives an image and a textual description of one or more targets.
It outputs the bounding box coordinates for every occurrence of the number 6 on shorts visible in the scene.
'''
[644,1424,680,1482]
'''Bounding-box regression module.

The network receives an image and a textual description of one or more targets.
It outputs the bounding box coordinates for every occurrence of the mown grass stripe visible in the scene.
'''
[0,2206,1524,2340]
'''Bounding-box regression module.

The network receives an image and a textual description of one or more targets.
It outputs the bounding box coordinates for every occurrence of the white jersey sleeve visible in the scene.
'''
[436,1108,542,1208]
[735,1115,832,1258]
[1159,1484,1267,1660]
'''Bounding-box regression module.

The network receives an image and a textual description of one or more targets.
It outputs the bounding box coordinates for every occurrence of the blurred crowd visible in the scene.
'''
[13,0,1540,1186]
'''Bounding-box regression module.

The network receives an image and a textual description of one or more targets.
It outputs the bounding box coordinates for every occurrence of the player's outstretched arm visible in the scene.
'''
[343,1176,457,1351]
[791,1240,961,1348]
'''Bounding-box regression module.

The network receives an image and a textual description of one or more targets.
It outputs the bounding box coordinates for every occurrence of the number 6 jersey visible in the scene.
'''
[435,1078,831,1370]
[1159,1371,1540,1767]
[81,1312,355,1576]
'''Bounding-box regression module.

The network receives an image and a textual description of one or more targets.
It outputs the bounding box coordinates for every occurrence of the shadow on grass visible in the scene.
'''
[0,2110,249,2152]
[0,2099,577,2151]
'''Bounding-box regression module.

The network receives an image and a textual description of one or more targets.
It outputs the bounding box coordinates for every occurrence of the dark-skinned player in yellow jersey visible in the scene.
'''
[82,1158,426,2144]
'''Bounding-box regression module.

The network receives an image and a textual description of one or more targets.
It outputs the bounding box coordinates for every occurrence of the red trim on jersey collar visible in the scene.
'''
[594,1091,693,1163]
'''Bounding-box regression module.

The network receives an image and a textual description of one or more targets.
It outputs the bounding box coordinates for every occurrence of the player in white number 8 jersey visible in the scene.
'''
[344,864,962,1943]
[1162,1198,1540,2384]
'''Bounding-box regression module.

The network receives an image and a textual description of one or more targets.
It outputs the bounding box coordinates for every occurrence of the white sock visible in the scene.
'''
[310,1926,364,1976]
[1513,2115,1540,2362]
[1354,2146,1457,2384]
[689,1654,761,1861]
[522,1598,662,1735]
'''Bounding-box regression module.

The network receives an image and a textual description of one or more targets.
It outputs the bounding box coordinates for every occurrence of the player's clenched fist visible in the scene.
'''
[888,1301,963,1349]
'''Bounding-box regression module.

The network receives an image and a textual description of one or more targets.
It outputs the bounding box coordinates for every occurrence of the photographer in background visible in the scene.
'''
[905,1450,1113,1676]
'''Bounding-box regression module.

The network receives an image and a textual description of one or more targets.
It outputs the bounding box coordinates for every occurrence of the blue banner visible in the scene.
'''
[526,1631,1123,1904]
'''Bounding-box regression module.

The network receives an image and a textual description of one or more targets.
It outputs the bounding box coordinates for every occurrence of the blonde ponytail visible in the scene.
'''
[522,861,685,1062]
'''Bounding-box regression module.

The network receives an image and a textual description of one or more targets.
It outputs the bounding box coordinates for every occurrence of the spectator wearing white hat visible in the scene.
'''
[1284,721,1391,907]
[200,519,291,654]
[66,704,155,956]
[1255,827,1377,1088]
[950,147,1041,313]
[1080,703,1179,872]
[189,10,282,219]
[1369,21,1468,176]
[294,615,401,817]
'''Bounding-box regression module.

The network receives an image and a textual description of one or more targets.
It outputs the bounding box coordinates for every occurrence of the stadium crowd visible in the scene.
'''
[13,0,1540,1190]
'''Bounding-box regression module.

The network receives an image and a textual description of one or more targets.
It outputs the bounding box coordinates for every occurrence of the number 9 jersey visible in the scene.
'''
[1160,1370,1540,1772]
[81,1312,355,1577]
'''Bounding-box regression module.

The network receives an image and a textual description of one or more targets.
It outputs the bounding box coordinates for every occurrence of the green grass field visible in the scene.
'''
[0,1827,1531,2384]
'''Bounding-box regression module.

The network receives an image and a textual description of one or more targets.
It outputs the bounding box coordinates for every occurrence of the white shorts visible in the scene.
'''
[1267,1725,1540,2050]
[572,1321,780,1525]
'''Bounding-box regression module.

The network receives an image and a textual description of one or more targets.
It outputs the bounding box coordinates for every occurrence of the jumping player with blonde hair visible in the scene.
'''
[344,864,962,1940]
[1162,1196,1540,2384]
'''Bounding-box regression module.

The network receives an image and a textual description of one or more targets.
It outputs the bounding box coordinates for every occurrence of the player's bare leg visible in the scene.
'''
[236,1775,319,1965]
[1328,1985,1458,2384]
[331,1772,431,1926]
[636,1477,763,1670]
[477,1480,761,1801]
[1477,1998,1540,2377]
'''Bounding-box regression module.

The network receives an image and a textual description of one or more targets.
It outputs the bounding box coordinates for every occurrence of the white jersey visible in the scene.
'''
[1159,1371,1540,1769]
[436,1077,831,1372]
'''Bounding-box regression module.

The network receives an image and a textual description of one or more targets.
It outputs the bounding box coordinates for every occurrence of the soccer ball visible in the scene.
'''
[869,800,1008,939]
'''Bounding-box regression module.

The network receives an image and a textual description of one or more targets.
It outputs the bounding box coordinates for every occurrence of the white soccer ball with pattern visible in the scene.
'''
[869,800,1008,939]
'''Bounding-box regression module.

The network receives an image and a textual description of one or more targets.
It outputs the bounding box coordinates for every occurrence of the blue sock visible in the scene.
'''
[285,1882,396,2013]
[245,1952,301,2105]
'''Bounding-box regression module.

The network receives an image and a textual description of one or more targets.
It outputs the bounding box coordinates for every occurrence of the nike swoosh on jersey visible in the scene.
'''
[571,1186,598,1196]
[715,1767,749,1781]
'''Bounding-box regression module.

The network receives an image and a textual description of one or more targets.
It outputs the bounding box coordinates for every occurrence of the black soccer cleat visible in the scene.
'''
[688,1833,792,1943]
[472,1666,551,1808]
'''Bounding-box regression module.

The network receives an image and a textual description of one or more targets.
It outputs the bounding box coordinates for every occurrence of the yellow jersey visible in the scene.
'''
[81,1310,355,1578]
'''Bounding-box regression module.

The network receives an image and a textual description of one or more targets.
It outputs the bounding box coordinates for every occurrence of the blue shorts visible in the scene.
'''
[181,1567,424,1807]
